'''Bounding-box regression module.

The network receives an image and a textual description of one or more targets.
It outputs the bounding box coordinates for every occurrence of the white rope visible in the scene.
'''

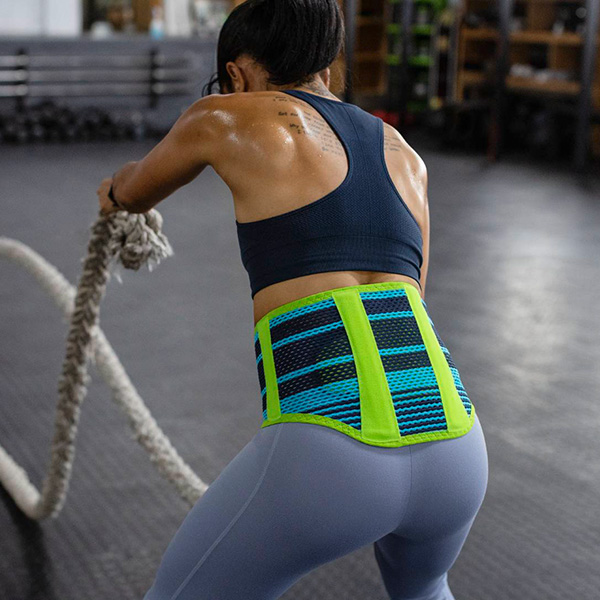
[0,210,209,520]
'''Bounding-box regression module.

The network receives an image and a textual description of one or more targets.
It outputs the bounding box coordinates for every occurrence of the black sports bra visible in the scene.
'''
[235,89,424,299]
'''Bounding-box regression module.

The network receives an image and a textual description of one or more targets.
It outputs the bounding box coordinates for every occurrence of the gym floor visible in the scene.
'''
[1,140,599,600]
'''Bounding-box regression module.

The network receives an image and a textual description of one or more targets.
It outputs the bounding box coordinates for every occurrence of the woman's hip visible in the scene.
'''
[251,410,488,536]
[142,414,488,600]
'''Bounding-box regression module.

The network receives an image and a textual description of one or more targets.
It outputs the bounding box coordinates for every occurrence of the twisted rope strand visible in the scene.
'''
[0,210,209,520]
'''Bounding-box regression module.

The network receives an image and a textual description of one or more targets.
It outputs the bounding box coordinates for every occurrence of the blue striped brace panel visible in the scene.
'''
[253,288,472,437]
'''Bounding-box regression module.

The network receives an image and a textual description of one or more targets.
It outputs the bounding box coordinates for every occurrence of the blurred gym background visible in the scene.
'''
[1,2,599,600]
[0,0,599,167]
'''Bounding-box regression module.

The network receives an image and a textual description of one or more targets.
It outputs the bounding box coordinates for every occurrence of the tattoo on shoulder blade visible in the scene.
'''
[271,95,345,157]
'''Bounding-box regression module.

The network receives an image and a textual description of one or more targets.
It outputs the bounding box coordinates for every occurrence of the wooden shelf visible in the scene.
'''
[454,0,599,166]
[456,19,498,101]
[351,0,387,96]
[510,30,584,45]
[462,28,499,41]
[506,75,581,95]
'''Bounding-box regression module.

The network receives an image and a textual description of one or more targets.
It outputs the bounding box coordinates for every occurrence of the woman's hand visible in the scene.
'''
[97,177,122,216]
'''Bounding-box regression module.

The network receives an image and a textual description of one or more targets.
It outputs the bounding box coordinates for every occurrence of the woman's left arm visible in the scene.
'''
[100,95,223,215]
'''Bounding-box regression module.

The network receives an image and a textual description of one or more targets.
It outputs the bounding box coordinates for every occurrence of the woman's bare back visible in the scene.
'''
[208,91,431,325]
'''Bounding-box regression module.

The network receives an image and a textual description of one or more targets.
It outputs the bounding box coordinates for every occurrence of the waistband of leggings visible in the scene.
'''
[253,280,425,335]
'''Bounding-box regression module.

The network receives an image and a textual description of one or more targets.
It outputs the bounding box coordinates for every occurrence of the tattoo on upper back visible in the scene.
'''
[272,95,345,157]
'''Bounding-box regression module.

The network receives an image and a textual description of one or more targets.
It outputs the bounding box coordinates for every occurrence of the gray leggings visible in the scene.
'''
[143,413,488,600]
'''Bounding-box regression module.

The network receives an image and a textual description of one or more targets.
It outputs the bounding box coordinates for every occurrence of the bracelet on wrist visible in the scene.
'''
[108,184,123,209]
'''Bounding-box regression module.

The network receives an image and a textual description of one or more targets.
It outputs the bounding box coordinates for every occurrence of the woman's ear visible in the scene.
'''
[225,61,244,93]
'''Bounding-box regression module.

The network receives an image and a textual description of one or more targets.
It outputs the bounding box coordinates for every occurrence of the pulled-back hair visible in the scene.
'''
[202,0,345,96]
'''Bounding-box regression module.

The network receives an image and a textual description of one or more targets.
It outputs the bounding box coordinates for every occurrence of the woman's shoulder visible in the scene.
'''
[382,122,428,197]
[188,92,298,174]
[195,91,314,122]
[199,91,305,145]
[178,93,274,155]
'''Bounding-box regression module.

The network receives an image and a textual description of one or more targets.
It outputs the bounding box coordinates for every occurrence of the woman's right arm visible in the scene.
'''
[109,95,226,214]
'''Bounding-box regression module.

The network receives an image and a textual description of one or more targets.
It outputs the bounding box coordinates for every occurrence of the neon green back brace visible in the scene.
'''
[254,281,475,448]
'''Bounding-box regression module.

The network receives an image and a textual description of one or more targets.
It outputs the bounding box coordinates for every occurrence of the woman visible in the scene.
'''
[98,1,488,599]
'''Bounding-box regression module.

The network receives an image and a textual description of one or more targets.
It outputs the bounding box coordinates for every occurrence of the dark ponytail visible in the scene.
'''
[202,0,345,96]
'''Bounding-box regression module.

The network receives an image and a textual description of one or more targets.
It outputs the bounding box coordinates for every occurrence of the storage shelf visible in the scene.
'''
[453,0,599,166]
[506,75,581,95]
[510,30,584,45]
[351,0,387,97]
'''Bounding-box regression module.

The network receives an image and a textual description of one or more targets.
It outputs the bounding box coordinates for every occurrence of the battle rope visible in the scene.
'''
[0,210,209,521]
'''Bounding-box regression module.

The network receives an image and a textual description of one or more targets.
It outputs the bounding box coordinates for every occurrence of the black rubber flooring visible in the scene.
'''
[1,140,599,600]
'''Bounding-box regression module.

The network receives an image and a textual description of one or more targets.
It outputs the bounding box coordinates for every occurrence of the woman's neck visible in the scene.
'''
[273,79,339,101]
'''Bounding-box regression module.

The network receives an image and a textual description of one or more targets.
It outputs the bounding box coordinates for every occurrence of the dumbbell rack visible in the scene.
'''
[0,49,198,109]
[0,36,218,138]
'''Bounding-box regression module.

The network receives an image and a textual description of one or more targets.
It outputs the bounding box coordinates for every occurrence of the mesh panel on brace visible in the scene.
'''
[444,347,472,416]
[360,289,449,436]
[256,287,473,436]
[430,321,473,416]
[254,332,266,414]
[268,298,361,429]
